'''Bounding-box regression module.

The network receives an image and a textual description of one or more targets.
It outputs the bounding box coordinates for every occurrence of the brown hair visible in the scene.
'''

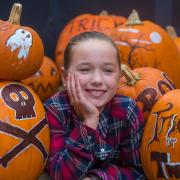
[63,31,121,70]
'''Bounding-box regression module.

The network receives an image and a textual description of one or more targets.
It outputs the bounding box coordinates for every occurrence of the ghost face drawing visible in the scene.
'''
[6,28,32,59]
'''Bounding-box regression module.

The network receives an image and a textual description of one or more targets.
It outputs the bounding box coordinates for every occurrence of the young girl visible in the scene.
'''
[44,31,146,180]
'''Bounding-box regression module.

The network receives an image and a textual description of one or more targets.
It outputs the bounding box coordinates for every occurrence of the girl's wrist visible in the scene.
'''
[83,117,99,129]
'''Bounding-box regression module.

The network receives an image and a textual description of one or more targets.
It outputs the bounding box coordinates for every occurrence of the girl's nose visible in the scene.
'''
[91,71,103,85]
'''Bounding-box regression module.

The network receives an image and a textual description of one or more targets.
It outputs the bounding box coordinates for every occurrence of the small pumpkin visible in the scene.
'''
[22,56,60,102]
[110,9,180,88]
[0,3,44,80]
[0,81,50,179]
[141,89,180,179]
[166,25,180,51]
[117,64,175,120]
[55,10,126,69]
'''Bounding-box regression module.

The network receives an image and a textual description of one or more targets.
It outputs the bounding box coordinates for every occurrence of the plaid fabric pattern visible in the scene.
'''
[44,91,146,180]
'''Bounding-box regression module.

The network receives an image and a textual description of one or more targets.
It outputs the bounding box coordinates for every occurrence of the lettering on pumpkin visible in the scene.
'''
[151,151,180,179]
[68,18,112,34]
[147,103,174,149]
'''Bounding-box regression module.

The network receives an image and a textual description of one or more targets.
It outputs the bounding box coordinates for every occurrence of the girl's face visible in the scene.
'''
[64,39,121,111]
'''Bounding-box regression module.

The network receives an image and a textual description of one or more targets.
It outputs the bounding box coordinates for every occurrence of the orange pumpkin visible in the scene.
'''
[55,10,126,69]
[166,25,180,51]
[22,56,60,102]
[141,89,180,179]
[117,64,175,120]
[0,3,44,80]
[110,10,180,88]
[0,81,50,179]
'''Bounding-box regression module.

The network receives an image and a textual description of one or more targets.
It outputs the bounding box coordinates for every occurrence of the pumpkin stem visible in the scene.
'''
[166,25,178,39]
[99,10,109,16]
[121,64,140,86]
[8,3,22,25]
[126,9,143,26]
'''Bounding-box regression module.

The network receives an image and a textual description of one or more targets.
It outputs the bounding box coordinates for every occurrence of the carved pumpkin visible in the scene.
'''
[0,3,44,80]
[110,9,180,88]
[166,25,180,51]
[22,56,60,102]
[140,89,180,179]
[0,81,50,179]
[117,64,175,120]
[55,10,126,69]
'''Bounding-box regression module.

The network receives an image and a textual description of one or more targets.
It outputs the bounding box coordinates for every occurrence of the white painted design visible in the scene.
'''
[6,28,32,59]
[162,153,180,179]
[166,114,177,147]
[117,28,139,33]
[131,39,152,44]
[150,32,162,44]
[115,41,129,46]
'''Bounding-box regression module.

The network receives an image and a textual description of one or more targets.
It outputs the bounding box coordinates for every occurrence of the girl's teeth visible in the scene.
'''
[89,90,104,96]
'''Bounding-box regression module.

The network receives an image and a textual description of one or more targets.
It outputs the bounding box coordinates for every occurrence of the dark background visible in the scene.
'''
[0,0,179,60]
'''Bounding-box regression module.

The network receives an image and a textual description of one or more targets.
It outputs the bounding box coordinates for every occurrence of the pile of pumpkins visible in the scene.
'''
[54,8,180,180]
[1,2,180,179]
[0,3,50,179]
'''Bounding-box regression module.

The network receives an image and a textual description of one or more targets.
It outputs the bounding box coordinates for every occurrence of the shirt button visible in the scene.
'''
[101,148,104,152]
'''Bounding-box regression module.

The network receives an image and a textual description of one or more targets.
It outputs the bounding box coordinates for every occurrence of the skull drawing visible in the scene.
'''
[1,83,36,120]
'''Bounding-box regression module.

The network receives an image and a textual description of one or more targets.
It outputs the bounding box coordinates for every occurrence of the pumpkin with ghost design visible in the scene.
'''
[0,3,44,80]
[0,81,50,179]
[55,10,126,69]
[140,89,180,179]
[117,64,175,120]
[22,56,60,102]
[110,9,180,88]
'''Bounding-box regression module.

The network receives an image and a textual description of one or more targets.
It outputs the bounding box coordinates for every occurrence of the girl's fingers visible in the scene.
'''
[67,73,75,106]
[75,75,86,102]
[70,73,79,105]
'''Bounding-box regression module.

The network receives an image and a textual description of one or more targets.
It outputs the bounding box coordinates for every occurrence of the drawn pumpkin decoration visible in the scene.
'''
[0,81,50,179]
[22,56,60,102]
[0,3,44,80]
[110,9,180,88]
[166,25,180,51]
[140,89,180,179]
[117,64,175,120]
[55,10,126,69]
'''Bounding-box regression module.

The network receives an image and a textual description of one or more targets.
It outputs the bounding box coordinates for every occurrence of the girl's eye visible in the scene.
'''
[78,69,90,72]
[104,69,113,73]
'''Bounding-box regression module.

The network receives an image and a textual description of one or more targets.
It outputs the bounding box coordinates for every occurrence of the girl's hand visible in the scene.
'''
[67,73,100,129]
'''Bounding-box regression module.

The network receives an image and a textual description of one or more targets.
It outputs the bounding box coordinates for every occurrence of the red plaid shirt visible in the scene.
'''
[44,91,146,180]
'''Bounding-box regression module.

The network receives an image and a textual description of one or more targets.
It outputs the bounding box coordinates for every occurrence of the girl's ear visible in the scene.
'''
[60,67,67,88]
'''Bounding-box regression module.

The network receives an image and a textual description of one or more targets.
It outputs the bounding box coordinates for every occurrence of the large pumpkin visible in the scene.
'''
[55,10,126,69]
[117,64,175,120]
[110,9,180,88]
[0,81,50,179]
[0,3,44,80]
[22,56,60,102]
[141,89,180,179]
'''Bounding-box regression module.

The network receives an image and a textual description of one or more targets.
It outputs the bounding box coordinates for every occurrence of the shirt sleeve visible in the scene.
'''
[45,104,110,180]
[86,99,146,180]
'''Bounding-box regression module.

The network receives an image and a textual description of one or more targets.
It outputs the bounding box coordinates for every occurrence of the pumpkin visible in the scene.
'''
[140,89,180,179]
[166,25,180,51]
[22,56,60,102]
[0,81,50,179]
[55,10,126,69]
[110,9,180,88]
[0,3,44,80]
[117,64,175,120]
